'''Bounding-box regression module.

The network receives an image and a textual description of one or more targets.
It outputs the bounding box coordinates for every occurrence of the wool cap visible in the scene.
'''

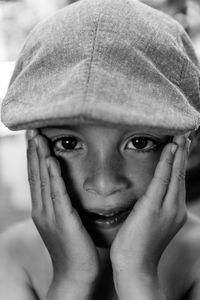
[1,0,200,135]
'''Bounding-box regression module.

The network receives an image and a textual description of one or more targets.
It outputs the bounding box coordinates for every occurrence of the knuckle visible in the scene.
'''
[40,178,48,191]
[165,155,173,166]
[28,173,39,186]
[174,167,185,181]
[51,191,61,202]
[155,175,169,186]
[52,175,60,184]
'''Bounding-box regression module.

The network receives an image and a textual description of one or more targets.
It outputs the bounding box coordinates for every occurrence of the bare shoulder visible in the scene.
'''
[177,212,200,299]
[181,212,200,259]
[159,212,200,299]
[0,219,52,300]
[182,213,200,278]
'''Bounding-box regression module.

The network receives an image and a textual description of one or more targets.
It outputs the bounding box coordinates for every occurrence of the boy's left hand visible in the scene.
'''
[110,135,190,290]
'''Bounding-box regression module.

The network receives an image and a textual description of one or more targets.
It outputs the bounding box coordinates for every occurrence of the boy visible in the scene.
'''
[1,0,200,299]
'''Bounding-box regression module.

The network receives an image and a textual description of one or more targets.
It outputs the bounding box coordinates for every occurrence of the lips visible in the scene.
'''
[80,207,132,229]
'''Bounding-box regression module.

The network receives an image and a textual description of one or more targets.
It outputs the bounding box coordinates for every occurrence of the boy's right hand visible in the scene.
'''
[26,130,100,289]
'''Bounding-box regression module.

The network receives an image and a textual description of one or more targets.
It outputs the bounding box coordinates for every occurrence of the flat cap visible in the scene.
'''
[1,0,200,134]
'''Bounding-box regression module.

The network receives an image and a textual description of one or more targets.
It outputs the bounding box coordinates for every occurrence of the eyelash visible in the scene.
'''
[125,136,161,153]
[51,135,162,155]
[51,136,84,154]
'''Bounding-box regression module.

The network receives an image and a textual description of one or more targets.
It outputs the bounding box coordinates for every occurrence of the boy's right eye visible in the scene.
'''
[52,136,83,153]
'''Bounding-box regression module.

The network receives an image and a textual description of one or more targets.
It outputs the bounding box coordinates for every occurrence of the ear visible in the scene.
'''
[187,129,200,154]
[193,127,200,140]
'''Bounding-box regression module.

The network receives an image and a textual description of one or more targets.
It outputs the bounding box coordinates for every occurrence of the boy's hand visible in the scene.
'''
[26,130,100,291]
[110,134,190,297]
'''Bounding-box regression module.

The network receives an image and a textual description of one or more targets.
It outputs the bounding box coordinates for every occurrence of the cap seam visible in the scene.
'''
[177,56,188,88]
[178,57,199,128]
[175,25,189,87]
[84,11,101,104]
[144,23,182,87]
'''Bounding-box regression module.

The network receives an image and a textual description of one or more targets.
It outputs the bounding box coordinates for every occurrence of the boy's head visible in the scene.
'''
[2,0,200,247]
[1,0,200,136]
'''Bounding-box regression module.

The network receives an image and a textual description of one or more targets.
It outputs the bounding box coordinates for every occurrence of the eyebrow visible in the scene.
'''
[42,126,173,142]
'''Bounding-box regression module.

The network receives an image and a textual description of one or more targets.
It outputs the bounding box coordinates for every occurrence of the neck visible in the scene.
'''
[92,247,117,300]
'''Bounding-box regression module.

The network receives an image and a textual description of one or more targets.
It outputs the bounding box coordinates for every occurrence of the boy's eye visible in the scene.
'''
[52,136,83,152]
[125,137,158,152]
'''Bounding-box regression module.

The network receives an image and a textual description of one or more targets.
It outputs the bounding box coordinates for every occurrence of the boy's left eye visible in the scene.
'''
[125,137,159,152]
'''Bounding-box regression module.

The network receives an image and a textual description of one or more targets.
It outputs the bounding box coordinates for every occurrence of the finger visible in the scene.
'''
[26,129,40,141]
[143,142,177,207]
[46,156,74,221]
[36,135,53,217]
[165,135,187,208]
[36,135,51,158]
[27,138,43,214]
[185,138,191,168]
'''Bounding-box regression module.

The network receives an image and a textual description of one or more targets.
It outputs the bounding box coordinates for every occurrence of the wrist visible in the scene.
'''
[46,278,96,300]
[113,271,165,300]
[111,258,158,281]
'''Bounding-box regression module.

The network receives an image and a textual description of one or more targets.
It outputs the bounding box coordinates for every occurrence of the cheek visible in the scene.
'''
[55,155,86,204]
[55,151,161,205]
[125,153,160,196]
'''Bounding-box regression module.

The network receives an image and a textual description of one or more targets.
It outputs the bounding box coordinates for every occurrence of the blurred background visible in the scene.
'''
[0,0,200,232]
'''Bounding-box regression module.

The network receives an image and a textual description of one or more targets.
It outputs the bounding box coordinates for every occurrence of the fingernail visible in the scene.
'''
[173,135,185,146]
[46,157,50,168]
[185,132,191,139]
[34,136,39,148]
[186,138,191,155]
[171,143,178,155]
[26,129,37,140]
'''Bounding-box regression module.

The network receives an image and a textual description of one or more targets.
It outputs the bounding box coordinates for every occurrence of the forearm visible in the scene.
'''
[114,272,166,300]
[45,279,95,300]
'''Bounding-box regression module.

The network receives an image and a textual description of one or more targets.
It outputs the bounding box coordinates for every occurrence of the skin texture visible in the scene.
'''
[25,124,191,299]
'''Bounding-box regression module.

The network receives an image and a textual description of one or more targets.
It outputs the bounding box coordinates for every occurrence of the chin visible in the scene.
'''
[84,222,121,248]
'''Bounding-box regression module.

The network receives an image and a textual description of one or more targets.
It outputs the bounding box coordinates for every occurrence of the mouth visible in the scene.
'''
[80,207,132,229]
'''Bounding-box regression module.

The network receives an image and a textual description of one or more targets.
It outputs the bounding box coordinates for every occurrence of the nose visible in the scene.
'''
[83,158,130,197]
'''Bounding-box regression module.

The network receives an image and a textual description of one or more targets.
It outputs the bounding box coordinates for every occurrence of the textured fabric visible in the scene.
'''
[1,0,200,134]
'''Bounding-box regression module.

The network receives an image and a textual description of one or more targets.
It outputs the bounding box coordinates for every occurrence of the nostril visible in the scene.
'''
[83,172,130,197]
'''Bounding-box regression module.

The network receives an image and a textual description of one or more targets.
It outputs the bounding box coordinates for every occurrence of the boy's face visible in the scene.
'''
[41,124,172,248]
